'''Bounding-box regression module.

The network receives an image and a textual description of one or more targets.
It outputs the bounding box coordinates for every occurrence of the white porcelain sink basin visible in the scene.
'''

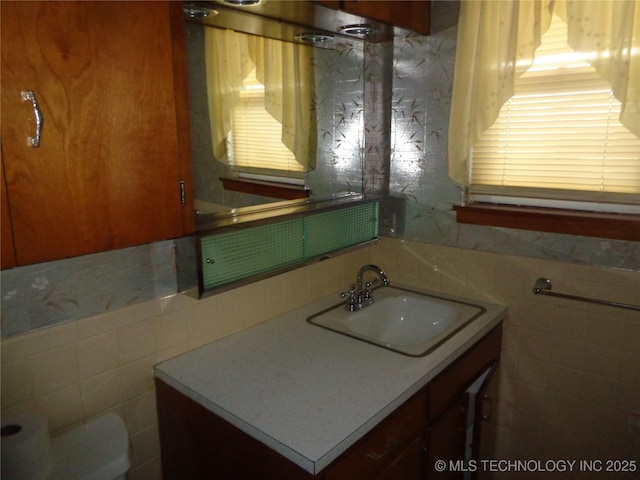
[307,286,486,356]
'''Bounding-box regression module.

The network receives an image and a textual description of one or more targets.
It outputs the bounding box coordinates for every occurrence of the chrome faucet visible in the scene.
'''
[341,264,389,311]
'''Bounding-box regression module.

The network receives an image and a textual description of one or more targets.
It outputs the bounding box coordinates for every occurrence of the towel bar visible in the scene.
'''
[533,277,640,312]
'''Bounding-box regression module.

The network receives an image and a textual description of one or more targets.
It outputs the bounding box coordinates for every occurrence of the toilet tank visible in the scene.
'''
[49,412,131,480]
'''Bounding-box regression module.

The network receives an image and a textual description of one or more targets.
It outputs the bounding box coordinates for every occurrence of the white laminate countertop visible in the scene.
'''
[153,285,507,475]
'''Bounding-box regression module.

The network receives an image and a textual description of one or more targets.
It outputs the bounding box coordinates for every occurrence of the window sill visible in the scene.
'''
[453,203,640,242]
[220,177,309,200]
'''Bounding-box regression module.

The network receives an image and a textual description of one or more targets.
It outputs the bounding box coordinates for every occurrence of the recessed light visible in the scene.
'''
[338,24,377,36]
[218,0,262,5]
[183,4,217,18]
[295,33,334,43]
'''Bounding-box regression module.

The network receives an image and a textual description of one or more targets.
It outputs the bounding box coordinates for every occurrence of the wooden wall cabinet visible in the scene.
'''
[312,1,343,9]
[1,157,16,269]
[156,325,502,480]
[340,1,431,35]
[313,0,431,35]
[0,1,194,269]
[212,1,430,44]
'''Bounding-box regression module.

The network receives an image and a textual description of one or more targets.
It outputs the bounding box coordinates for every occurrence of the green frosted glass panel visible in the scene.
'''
[200,219,304,289]
[304,202,379,258]
[198,201,380,294]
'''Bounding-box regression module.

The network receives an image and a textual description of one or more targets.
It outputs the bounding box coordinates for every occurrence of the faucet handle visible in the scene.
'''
[340,284,357,299]
[341,284,358,311]
[363,279,379,300]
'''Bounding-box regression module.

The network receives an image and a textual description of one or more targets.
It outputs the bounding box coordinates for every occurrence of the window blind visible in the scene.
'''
[230,68,305,179]
[471,14,640,209]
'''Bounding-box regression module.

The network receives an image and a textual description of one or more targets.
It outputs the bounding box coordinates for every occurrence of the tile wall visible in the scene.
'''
[3,238,638,479]
[372,238,640,480]
[3,3,638,479]
[0,247,369,479]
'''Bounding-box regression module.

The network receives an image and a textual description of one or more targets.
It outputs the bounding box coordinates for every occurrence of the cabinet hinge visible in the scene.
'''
[179,179,186,207]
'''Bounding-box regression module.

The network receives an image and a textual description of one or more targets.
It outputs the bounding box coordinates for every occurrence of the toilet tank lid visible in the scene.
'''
[50,412,131,480]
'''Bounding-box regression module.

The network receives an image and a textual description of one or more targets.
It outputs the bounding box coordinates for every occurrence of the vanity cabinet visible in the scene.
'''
[375,437,426,480]
[324,390,428,480]
[156,324,502,480]
[424,395,468,479]
[0,1,194,268]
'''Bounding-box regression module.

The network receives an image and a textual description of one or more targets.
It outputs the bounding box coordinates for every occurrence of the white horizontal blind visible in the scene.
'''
[230,68,305,179]
[471,14,640,208]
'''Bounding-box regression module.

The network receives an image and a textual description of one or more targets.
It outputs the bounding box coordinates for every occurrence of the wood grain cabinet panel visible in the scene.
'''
[0,1,194,268]
[1,156,16,268]
[324,390,428,480]
[312,0,342,8]
[374,436,426,480]
[310,0,431,36]
[341,0,431,35]
[425,395,467,480]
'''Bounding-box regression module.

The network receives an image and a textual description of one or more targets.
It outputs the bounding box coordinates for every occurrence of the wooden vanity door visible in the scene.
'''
[374,436,426,480]
[1,1,192,266]
[425,394,467,479]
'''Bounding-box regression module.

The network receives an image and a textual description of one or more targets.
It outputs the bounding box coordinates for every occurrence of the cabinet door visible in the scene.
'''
[374,436,425,480]
[472,364,499,480]
[1,1,194,266]
[341,1,431,35]
[325,390,428,480]
[1,152,16,269]
[425,394,467,480]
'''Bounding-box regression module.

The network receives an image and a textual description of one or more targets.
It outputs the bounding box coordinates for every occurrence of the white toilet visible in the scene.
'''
[49,412,131,480]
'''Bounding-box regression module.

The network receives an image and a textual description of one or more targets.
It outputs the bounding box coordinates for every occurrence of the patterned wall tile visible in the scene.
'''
[387,8,640,272]
[1,242,176,337]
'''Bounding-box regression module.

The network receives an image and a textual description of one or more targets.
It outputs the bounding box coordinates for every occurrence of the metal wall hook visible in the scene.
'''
[533,277,552,294]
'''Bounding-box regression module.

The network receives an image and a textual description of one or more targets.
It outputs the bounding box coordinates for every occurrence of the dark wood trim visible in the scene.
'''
[1,156,16,270]
[169,0,196,235]
[453,203,640,242]
[220,177,310,200]
[340,0,431,35]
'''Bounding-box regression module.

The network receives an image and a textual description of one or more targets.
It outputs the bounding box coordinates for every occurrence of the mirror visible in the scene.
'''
[184,6,367,223]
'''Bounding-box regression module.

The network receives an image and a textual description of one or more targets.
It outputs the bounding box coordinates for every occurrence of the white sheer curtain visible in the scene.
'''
[205,29,252,162]
[205,28,316,171]
[448,0,639,185]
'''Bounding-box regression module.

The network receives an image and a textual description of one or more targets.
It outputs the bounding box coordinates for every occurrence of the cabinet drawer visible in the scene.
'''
[428,326,502,422]
[325,390,428,480]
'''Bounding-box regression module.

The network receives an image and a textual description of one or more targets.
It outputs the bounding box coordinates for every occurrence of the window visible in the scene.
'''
[204,27,316,193]
[470,13,640,214]
[229,67,305,181]
[452,8,640,241]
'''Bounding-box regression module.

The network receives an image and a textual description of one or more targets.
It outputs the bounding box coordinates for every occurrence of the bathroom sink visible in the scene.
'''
[307,286,486,356]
